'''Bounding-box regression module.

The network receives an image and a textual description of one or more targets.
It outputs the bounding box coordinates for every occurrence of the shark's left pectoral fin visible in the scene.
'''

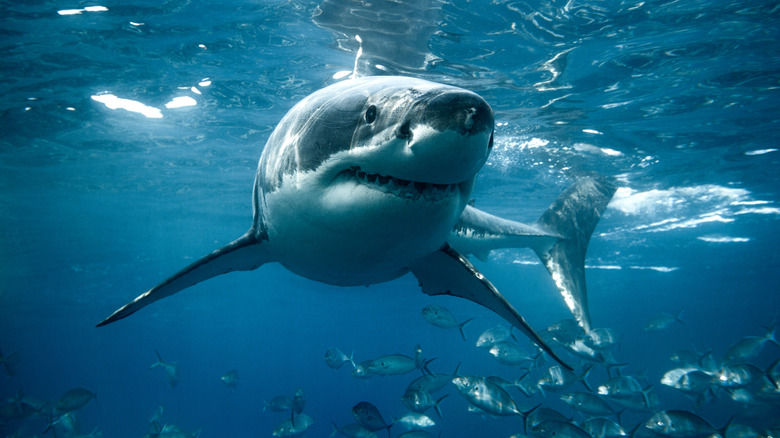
[97,230,269,327]
[410,244,571,370]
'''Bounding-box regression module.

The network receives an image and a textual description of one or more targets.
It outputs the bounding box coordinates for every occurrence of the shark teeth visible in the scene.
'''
[346,167,458,201]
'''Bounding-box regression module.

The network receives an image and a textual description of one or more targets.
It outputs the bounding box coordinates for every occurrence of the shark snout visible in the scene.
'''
[420,90,494,137]
[392,90,494,184]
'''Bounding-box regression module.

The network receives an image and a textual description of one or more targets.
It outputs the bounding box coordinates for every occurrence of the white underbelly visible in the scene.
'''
[261,178,466,286]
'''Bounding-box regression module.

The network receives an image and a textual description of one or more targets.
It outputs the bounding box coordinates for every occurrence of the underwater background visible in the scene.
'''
[1,0,779,437]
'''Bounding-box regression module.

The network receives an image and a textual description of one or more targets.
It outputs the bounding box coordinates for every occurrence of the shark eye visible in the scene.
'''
[365,105,377,124]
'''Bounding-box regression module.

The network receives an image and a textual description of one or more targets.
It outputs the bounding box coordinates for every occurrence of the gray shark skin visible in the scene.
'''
[97,76,614,370]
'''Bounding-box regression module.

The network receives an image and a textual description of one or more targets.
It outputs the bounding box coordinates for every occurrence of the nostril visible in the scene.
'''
[396,121,412,140]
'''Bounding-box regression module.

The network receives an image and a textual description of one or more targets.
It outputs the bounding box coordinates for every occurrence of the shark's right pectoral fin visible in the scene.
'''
[97,231,269,327]
[410,244,572,370]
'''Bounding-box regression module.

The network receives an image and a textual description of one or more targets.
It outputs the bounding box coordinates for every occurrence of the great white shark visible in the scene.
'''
[97,76,615,369]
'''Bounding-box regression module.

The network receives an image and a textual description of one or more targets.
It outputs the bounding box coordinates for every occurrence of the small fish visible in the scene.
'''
[291,387,305,427]
[580,417,628,438]
[421,304,473,340]
[560,392,618,418]
[723,328,778,364]
[532,420,591,438]
[331,422,378,438]
[669,348,716,371]
[644,409,721,437]
[352,401,392,435]
[150,350,180,388]
[362,354,420,376]
[475,325,514,348]
[583,328,619,350]
[538,365,593,395]
[160,424,202,438]
[272,414,314,437]
[264,395,292,413]
[395,412,435,430]
[488,341,535,366]
[714,363,768,389]
[598,375,654,411]
[526,407,570,430]
[564,338,611,363]
[325,347,356,369]
[547,319,586,345]
[660,368,713,395]
[405,363,459,394]
[54,388,96,414]
[644,310,684,331]
[451,376,529,417]
[400,389,447,417]
[220,370,239,390]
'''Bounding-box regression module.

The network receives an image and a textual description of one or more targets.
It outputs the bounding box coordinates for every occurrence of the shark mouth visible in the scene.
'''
[343,167,459,201]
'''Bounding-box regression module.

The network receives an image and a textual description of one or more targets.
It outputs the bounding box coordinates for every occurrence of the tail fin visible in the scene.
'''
[534,176,616,333]
[458,318,474,341]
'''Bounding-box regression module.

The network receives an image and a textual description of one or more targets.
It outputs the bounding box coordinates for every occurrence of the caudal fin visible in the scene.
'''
[97,231,268,327]
[534,176,616,333]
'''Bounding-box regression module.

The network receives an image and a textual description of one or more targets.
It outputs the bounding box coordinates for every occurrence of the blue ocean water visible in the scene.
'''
[1,0,779,437]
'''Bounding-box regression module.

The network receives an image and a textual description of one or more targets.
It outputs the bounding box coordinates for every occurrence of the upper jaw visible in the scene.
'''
[340,166,465,201]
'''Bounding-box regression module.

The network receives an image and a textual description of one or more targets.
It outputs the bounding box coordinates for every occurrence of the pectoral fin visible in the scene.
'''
[410,244,571,370]
[97,231,269,327]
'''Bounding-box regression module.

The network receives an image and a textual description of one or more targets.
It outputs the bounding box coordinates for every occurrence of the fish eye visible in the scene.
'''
[365,105,377,124]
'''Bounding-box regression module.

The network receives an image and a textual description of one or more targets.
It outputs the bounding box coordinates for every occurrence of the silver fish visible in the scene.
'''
[331,422,378,438]
[714,363,766,389]
[583,328,619,350]
[538,365,592,394]
[723,328,778,364]
[644,310,684,331]
[532,420,591,438]
[421,304,473,340]
[220,369,239,390]
[475,325,513,348]
[272,414,313,437]
[264,395,292,413]
[54,388,96,415]
[644,410,720,437]
[325,347,356,369]
[150,350,180,388]
[581,417,628,438]
[661,368,713,395]
[401,389,447,417]
[547,319,585,345]
[451,376,527,417]
[352,401,391,434]
[363,354,419,376]
[395,412,435,430]
[488,341,536,366]
[406,363,460,394]
[560,391,617,418]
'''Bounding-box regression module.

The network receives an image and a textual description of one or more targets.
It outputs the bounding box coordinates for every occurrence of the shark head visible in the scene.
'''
[254,76,494,285]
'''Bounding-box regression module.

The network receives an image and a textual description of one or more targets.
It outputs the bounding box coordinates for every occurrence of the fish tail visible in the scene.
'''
[579,365,595,392]
[674,308,686,325]
[765,326,779,347]
[521,404,541,435]
[348,351,356,369]
[434,394,449,418]
[533,176,616,333]
[458,318,474,341]
[330,422,340,438]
